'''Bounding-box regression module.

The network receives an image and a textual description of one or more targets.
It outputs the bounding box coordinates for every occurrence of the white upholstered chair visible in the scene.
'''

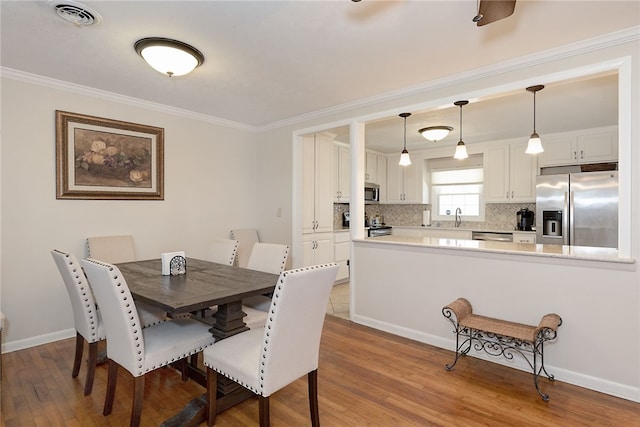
[81,258,216,427]
[206,239,239,266]
[230,228,260,268]
[86,234,136,264]
[203,263,339,427]
[51,249,166,395]
[242,243,290,314]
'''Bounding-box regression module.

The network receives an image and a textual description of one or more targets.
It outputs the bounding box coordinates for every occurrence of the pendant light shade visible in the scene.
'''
[399,113,412,166]
[135,38,204,77]
[418,126,453,142]
[453,101,469,160]
[525,85,544,154]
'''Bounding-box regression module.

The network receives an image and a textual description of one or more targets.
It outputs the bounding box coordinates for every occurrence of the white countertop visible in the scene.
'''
[356,235,634,264]
[392,225,536,234]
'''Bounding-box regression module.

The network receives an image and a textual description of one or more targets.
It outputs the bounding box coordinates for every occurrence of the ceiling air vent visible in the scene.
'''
[50,0,102,26]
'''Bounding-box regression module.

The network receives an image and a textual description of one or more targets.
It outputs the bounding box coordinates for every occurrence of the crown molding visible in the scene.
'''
[0,67,256,132]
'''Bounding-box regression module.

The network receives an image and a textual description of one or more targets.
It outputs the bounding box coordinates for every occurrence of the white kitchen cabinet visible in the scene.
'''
[333,143,350,203]
[333,231,350,283]
[302,232,333,267]
[377,155,387,203]
[303,134,333,234]
[386,154,422,203]
[538,127,618,167]
[485,141,536,203]
[513,232,536,243]
[365,151,378,183]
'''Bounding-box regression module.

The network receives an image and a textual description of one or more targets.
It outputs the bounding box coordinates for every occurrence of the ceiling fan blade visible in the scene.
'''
[476,0,516,26]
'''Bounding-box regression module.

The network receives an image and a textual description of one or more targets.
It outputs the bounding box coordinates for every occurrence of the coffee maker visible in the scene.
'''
[517,208,535,231]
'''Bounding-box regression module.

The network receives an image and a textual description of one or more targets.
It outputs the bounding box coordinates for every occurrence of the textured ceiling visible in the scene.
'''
[1,1,638,150]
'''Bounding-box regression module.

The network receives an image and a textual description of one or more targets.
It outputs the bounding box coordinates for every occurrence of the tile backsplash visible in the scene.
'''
[334,202,536,231]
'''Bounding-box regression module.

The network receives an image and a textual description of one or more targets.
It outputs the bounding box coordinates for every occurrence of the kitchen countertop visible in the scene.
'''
[356,234,634,264]
[392,225,536,234]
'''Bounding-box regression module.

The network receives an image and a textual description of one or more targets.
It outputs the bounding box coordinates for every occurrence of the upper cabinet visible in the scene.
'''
[485,141,537,203]
[333,143,350,203]
[386,154,422,203]
[365,151,378,184]
[302,134,333,234]
[538,127,618,167]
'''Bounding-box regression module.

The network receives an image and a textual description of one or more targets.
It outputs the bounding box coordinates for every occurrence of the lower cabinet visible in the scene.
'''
[333,231,350,283]
[302,232,334,267]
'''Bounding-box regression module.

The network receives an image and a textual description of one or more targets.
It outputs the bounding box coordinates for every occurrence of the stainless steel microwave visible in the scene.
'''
[364,183,380,204]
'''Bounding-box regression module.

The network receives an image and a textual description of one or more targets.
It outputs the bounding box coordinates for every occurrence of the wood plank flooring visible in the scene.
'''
[2,315,639,426]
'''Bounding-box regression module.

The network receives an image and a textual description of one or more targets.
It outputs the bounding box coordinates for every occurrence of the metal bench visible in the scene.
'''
[442,298,562,401]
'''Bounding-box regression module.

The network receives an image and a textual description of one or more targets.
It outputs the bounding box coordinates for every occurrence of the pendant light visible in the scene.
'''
[525,85,545,154]
[453,101,469,160]
[135,37,204,77]
[398,112,412,166]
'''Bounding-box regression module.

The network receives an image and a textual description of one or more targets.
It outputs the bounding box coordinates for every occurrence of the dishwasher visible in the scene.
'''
[471,231,513,242]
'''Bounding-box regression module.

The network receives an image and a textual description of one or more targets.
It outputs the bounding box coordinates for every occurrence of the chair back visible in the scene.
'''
[51,249,104,343]
[207,239,239,266]
[246,242,289,274]
[87,235,136,264]
[230,229,260,268]
[260,263,338,396]
[81,258,144,374]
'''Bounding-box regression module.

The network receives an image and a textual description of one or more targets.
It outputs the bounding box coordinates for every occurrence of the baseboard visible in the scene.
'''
[351,314,640,403]
[2,328,75,354]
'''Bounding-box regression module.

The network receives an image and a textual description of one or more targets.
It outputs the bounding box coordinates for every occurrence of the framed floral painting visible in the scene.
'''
[55,110,164,200]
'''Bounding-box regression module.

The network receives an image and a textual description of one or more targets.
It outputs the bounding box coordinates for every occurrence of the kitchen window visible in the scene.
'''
[428,155,484,222]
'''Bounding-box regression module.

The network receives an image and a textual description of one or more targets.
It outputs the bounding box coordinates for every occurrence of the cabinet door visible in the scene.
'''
[484,145,509,203]
[578,131,618,163]
[377,156,387,203]
[365,152,378,183]
[539,136,578,167]
[336,145,351,203]
[302,136,317,233]
[303,233,333,266]
[314,135,334,233]
[513,232,536,243]
[402,161,421,203]
[509,141,537,202]
[386,155,405,203]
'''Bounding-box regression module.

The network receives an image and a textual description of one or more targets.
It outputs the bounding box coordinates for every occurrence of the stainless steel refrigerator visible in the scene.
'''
[536,171,618,248]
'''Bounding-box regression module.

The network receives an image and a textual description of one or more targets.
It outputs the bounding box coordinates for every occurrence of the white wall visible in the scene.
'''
[0,77,259,350]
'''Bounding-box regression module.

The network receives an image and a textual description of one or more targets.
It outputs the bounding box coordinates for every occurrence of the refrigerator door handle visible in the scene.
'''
[568,191,575,246]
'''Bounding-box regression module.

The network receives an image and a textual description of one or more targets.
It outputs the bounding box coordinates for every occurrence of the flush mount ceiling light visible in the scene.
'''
[525,85,545,154]
[398,113,412,166]
[418,126,453,142]
[453,101,469,160]
[134,38,204,77]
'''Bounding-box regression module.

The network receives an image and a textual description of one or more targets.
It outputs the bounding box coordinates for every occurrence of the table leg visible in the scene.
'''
[209,301,249,340]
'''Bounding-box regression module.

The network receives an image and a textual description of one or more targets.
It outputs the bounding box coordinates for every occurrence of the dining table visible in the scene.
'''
[116,257,280,427]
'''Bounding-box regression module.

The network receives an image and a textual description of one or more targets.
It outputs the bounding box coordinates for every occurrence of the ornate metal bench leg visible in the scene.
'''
[533,341,550,401]
[445,328,471,371]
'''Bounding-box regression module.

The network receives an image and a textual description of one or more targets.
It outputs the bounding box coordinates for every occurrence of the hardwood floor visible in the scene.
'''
[2,315,639,426]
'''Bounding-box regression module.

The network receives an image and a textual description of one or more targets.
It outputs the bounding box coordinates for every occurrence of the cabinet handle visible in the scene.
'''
[511,191,514,198]
[580,150,584,159]
[506,191,509,198]
[573,151,577,160]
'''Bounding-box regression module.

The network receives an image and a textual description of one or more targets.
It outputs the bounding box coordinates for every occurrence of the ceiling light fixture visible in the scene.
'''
[399,113,412,166]
[418,126,453,142]
[525,85,545,154]
[453,101,469,160]
[134,37,204,77]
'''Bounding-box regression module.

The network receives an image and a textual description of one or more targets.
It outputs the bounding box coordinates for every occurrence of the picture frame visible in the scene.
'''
[56,110,164,200]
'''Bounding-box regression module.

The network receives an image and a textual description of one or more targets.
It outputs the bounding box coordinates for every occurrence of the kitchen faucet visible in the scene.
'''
[455,207,462,228]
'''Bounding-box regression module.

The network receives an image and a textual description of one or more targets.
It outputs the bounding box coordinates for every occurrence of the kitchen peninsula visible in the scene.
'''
[350,235,638,402]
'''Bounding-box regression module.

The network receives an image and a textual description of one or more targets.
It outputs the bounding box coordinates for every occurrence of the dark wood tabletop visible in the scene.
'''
[116,258,279,315]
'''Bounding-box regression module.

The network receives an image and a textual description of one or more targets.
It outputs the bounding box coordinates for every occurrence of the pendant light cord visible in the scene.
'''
[403,115,407,150]
[533,90,537,133]
[459,104,463,142]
